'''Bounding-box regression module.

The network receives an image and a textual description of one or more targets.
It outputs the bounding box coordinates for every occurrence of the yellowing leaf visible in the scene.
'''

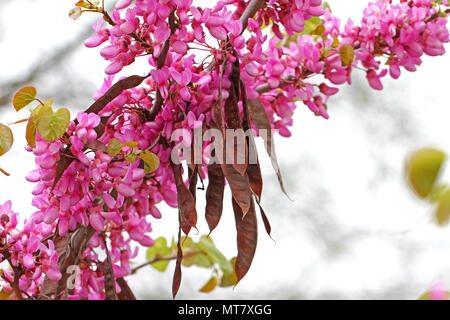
[433,187,450,226]
[139,150,160,174]
[124,141,139,149]
[199,276,218,293]
[311,24,325,36]
[406,148,446,199]
[107,138,123,156]
[37,107,70,142]
[26,120,37,148]
[12,86,37,111]
[26,100,51,148]
[0,123,13,156]
[75,1,89,8]
[125,152,138,164]
[220,257,238,287]
[0,290,12,300]
[340,44,355,67]
[332,37,340,48]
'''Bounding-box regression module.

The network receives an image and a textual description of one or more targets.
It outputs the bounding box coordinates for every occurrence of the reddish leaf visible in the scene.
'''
[205,161,225,233]
[229,50,241,99]
[171,162,197,235]
[232,197,258,283]
[241,80,263,202]
[117,278,136,300]
[221,164,251,216]
[84,75,147,116]
[213,61,226,131]
[240,80,251,132]
[247,161,263,201]
[172,221,183,299]
[103,240,117,300]
[188,165,198,200]
[224,82,248,176]
[52,147,74,190]
[256,200,272,239]
[225,82,242,130]
[248,98,290,199]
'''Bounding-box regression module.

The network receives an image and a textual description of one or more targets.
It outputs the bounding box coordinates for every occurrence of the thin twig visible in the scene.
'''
[131,250,204,275]
[256,75,295,94]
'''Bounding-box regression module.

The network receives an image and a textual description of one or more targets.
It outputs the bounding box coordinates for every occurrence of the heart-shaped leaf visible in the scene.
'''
[37,106,70,142]
[12,86,37,111]
[145,237,173,272]
[139,150,160,174]
[26,100,52,148]
[0,124,13,156]
[107,138,123,156]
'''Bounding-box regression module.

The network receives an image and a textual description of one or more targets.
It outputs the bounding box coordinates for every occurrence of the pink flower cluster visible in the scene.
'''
[343,0,450,89]
[0,201,61,297]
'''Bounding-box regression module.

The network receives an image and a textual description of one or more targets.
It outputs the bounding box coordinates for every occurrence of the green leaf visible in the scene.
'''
[302,16,322,35]
[220,257,238,287]
[152,259,170,272]
[180,236,194,250]
[37,106,70,142]
[0,124,13,156]
[139,150,160,174]
[145,237,173,272]
[107,138,123,156]
[406,148,446,199]
[146,237,172,260]
[322,1,332,12]
[340,44,355,66]
[199,276,219,293]
[186,253,214,268]
[12,86,37,111]
[198,236,233,275]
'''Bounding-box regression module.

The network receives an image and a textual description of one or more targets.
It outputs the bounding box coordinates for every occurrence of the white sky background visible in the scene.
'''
[1,0,450,299]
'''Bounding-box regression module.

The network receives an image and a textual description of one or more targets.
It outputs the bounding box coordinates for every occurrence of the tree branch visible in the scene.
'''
[256,75,295,94]
[240,0,267,32]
